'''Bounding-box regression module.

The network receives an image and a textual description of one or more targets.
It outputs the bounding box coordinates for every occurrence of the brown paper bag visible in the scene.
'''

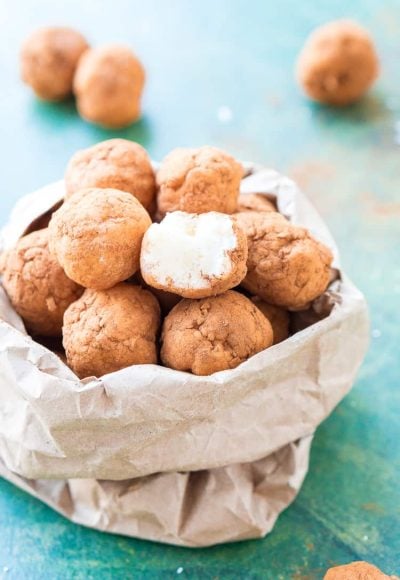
[0,166,369,546]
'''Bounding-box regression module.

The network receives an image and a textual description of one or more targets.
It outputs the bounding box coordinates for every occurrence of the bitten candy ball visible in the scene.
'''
[20,27,89,101]
[140,211,248,299]
[49,188,151,290]
[161,290,273,375]
[236,211,333,309]
[296,20,379,106]
[65,139,156,209]
[74,44,145,128]
[2,229,83,336]
[63,283,160,378]
[156,146,243,217]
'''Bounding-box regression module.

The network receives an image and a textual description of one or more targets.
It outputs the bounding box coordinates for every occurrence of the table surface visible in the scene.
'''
[0,0,399,578]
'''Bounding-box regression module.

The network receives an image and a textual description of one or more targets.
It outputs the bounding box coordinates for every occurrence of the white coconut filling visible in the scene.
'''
[141,211,237,289]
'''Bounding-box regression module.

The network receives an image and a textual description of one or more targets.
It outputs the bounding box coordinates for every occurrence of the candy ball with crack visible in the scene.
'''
[63,283,160,378]
[140,211,248,299]
[65,139,156,210]
[74,44,145,128]
[161,290,273,375]
[235,211,333,309]
[251,297,290,344]
[156,146,243,217]
[49,188,151,290]
[296,20,379,106]
[1,229,83,336]
[20,27,89,101]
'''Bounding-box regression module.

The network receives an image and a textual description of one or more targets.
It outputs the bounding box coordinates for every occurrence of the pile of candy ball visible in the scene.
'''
[20,19,380,133]
[0,139,334,377]
[20,27,145,128]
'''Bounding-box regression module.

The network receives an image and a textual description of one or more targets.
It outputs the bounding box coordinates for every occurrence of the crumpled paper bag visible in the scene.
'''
[0,436,312,546]
[0,166,369,546]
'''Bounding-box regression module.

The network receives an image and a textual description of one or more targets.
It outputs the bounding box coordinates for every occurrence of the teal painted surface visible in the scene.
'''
[0,0,399,578]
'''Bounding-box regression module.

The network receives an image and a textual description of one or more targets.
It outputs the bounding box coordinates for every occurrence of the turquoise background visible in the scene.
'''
[0,0,399,578]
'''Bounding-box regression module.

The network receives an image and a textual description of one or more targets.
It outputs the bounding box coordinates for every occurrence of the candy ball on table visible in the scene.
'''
[49,188,151,290]
[296,20,379,106]
[63,283,160,378]
[1,229,83,336]
[324,561,390,580]
[73,44,145,128]
[20,27,89,101]
[65,139,156,210]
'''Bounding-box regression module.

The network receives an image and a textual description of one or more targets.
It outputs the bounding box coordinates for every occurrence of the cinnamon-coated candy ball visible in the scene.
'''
[74,44,145,128]
[237,193,277,213]
[251,297,289,344]
[156,146,243,217]
[63,283,160,378]
[161,290,273,375]
[324,561,390,580]
[20,27,89,101]
[49,188,151,290]
[135,271,181,315]
[2,229,83,336]
[296,20,379,106]
[140,211,248,299]
[65,139,156,209]
[236,211,333,309]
